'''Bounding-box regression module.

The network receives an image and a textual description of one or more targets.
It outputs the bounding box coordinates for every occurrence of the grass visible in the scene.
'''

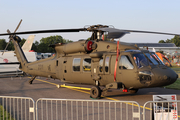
[171,67,180,77]
[164,67,180,90]
[0,105,14,120]
[165,78,180,90]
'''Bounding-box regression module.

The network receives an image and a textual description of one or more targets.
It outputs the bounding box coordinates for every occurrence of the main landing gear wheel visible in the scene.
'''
[129,89,139,93]
[29,81,33,84]
[90,86,101,99]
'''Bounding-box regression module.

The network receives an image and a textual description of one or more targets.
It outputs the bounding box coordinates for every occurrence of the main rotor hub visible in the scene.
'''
[86,24,109,32]
[86,25,109,40]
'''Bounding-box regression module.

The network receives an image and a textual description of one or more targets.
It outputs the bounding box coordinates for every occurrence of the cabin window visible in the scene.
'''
[105,56,110,72]
[73,58,81,71]
[83,58,91,72]
[99,59,103,72]
[119,55,134,69]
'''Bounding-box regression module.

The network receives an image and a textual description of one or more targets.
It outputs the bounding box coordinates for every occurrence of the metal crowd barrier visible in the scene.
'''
[143,100,180,120]
[0,96,35,120]
[36,98,140,120]
[1,96,180,120]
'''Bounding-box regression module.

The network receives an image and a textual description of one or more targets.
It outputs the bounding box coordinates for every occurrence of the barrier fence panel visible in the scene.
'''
[0,96,35,120]
[36,98,141,120]
[3,95,180,120]
[143,100,180,120]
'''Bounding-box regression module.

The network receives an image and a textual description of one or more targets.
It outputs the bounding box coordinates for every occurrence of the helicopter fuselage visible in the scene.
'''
[25,40,178,90]
[2,23,178,99]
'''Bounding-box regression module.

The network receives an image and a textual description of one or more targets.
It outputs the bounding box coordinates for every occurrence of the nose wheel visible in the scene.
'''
[90,86,102,99]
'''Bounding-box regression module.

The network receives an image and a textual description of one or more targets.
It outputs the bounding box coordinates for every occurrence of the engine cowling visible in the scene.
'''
[55,40,97,54]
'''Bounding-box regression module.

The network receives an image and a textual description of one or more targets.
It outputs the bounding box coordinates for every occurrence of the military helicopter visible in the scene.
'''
[0,20,179,98]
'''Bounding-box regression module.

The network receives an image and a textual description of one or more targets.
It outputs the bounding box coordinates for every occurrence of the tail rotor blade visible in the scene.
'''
[14,19,22,33]
[2,41,10,55]
[2,19,22,55]
[2,29,12,55]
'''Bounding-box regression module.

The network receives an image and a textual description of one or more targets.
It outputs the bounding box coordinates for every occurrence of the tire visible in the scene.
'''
[90,86,101,98]
[129,89,139,93]
[29,80,33,84]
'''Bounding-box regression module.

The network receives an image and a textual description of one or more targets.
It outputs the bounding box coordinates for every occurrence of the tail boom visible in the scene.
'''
[11,36,28,72]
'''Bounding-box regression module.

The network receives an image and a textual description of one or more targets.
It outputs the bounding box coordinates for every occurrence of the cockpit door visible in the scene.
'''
[98,55,116,85]
[116,55,138,88]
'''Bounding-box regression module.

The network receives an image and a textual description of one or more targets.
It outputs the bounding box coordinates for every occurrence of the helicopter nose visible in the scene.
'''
[151,67,178,87]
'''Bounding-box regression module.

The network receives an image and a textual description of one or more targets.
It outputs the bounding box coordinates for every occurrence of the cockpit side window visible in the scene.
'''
[83,58,91,72]
[119,55,134,69]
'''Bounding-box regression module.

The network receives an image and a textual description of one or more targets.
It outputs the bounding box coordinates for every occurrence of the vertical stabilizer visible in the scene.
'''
[11,36,28,72]
[22,35,35,51]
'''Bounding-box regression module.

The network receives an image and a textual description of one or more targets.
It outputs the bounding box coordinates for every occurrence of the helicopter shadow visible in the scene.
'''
[102,87,180,98]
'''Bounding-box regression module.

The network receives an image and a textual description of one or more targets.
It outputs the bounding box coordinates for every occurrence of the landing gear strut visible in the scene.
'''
[90,86,102,99]
[29,76,36,84]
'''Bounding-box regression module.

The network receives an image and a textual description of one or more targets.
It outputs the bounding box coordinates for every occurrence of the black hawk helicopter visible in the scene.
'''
[0,20,179,98]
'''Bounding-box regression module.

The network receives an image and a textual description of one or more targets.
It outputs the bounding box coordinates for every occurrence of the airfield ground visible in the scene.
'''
[0,76,180,104]
[0,75,180,119]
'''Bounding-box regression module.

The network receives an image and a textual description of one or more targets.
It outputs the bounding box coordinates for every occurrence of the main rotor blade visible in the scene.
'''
[122,29,180,36]
[98,27,180,38]
[0,62,20,65]
[0,28,86,36]
[14,19,22,33]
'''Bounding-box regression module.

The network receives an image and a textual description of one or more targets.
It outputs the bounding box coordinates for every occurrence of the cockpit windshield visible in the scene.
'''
[133,52,164,68]
[145,53,159,65]
[151,52,164,65]
[133,53,150,68]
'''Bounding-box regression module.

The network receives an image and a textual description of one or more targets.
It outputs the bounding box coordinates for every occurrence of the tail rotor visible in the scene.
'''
[2,19,22,55]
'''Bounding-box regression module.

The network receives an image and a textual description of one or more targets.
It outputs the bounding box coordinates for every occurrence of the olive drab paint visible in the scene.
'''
[0,22,179,98]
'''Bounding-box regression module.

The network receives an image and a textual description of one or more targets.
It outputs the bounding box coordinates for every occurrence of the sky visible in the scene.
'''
[0,0,180,43]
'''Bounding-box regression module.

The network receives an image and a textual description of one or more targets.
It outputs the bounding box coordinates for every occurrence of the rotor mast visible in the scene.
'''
[86,25,108,40]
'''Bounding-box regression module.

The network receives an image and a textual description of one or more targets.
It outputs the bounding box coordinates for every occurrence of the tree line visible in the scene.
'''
[1,35,179,53]
[158,35,180,46]
[0,35,72,53]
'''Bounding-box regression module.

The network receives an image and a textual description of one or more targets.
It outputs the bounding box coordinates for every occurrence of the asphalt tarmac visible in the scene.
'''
[1,76,180,119]
[0,76,180,105]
